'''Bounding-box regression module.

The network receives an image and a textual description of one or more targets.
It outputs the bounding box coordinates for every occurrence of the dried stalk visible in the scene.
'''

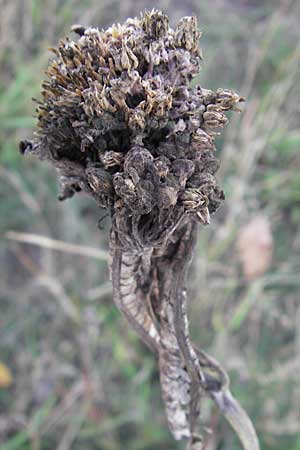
[20,10,259,450]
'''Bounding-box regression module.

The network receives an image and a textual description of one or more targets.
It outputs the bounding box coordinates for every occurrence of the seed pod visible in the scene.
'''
[175,16,201,53]
[100,151,124,168]
[190,129,215,151]
[158,185,178,209]
[142,10,169,38]
[203,109,228,129]
[154,156,170,179]
[215,88,245,110]
[172,159,195,187]
[86,166,113,196]
[180,188,207,211]
[124,145,153,176]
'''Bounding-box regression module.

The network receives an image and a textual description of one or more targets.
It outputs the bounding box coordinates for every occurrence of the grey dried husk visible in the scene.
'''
[20,9,243,249]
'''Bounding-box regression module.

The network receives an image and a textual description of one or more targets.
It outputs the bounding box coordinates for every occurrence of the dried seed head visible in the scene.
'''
[175,16,201,52]
[180,189,207,211]
[20,11,246,444]
[142,9,169,38]
[100,150,124,168]
[20,10,243,249]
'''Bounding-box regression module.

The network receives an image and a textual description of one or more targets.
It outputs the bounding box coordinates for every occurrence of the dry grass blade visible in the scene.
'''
[86,282,112,300]
[0,165,41,214]
[5,231,108,260]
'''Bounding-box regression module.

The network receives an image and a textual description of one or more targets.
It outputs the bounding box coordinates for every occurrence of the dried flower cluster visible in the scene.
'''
[21,10,242,245]
[20,10,259,450]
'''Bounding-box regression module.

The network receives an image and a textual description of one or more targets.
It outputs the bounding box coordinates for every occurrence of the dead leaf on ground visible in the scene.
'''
[237,215,273,281]
[0,361,12,388]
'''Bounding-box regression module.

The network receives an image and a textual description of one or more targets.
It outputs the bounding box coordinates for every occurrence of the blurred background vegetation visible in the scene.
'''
[1,0,300,449]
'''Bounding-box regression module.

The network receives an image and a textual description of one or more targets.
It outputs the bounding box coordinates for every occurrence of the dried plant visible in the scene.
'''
[20,10,259,450]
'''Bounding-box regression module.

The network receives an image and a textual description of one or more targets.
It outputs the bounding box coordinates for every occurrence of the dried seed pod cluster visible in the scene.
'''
[21,10,243,250]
